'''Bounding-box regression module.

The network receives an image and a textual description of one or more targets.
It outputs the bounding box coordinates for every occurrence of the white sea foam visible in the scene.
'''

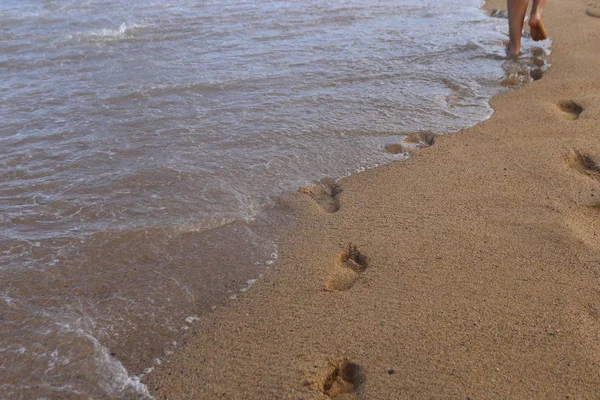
[240,278,257,293]
[69,23,146,42]
[1,294,15,306]
[84,332,153,399]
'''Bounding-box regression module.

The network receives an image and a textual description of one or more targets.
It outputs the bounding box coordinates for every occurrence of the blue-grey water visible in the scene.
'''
[0,0,549,398]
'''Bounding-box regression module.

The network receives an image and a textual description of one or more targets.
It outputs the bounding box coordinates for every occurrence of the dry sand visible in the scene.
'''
[146,0,600,398]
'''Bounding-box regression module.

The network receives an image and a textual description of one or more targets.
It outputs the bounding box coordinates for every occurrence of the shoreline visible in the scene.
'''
[146,0,600,398]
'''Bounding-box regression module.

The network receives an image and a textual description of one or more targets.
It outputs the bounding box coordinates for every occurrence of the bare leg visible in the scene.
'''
[507,0,529,56]
[529,0,548,41]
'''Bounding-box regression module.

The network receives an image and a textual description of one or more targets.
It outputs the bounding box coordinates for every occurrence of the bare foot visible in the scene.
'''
[529,14,548,41]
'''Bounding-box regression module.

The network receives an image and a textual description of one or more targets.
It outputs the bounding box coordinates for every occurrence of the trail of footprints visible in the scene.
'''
[302,97,595,396]
[298,133,434,396]
[561,0,600,369]
[562,100,595,180]
[562,94,600,358]
[298,133,435,213]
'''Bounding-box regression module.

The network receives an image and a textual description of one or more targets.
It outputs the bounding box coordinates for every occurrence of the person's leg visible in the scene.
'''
[529,0,548,41]
[507,0,529,56]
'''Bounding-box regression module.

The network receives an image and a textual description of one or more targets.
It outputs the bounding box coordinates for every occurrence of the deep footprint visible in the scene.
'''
[530,67,544,81]
[299,178,340,213]
[566,149,600,177]
[558,101,584,119]
[319,358,364,399]
[325,243,367,291]
[337,243,367,273]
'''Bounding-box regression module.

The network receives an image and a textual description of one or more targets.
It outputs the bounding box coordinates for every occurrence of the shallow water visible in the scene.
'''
[0,0,549,398]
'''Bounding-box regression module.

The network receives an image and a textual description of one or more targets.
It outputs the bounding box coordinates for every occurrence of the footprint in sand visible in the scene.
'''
[405,132,435,147]
[565,149,600,178]
[589,304,600,321]
[557,101,584,120]
[530,67,544,81]
[586,0,600,17]
[325,243,367,291]
[299,178,341,213]
[565,205,600,249]
[501,49,548,86]
[566,302,600,358]
[384,143,406,155]
[311,358,365,400]
[385,133,435,155]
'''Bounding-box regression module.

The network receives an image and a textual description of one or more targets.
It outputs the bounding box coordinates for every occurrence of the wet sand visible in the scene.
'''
[146,0,600,398]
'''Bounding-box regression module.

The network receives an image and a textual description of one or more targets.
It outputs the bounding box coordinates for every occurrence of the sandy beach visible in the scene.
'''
[146,0,600,398]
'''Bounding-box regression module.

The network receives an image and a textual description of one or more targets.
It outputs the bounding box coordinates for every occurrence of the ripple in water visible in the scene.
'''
[0,0,550,397]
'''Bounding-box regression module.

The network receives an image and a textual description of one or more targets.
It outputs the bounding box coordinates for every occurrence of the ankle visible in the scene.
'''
[507,43,520,56]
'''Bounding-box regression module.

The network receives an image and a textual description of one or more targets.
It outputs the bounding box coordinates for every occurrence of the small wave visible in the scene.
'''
[173,215,239,234]
[68,23,146,42]
[85,331,153,399]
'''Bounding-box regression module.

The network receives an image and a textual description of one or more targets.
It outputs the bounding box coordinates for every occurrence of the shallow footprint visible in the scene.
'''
[325,243,367,291]
[384,143,406,155]
[586,0,600,17]
[565,149,600,178]
[314,358,365,399]
[405,132,435,148]
[299,178,340,213]
[384,133,435,155]
[565,205,600,249]
[557,101,584,120]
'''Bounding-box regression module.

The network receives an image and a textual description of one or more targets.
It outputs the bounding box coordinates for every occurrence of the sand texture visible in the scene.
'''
[146,0,600,398]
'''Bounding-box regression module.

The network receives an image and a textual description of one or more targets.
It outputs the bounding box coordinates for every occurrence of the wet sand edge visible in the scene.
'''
[146,0,600,398]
